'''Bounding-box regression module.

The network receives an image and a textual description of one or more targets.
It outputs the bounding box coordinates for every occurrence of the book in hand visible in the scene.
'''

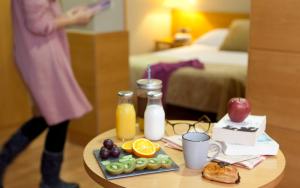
[88,0,111,15]
[212,114,266,146]
[221,133,279,156]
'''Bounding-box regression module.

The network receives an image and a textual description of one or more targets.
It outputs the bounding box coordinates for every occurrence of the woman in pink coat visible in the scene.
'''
[0,0,93,188]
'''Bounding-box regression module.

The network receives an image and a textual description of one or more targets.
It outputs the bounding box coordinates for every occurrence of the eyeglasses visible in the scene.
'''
[166,115,212,135]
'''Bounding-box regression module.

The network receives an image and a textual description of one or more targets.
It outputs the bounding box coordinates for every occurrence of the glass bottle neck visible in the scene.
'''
[118,96,133,104]
[147,98,162,106]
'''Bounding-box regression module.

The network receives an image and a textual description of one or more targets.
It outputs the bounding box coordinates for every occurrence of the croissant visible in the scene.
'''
[202,162,240,184]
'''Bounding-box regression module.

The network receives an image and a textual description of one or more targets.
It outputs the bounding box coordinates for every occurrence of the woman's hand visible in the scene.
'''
[53,7,93,29]
[66,6,88,17]
[69,8,93,25]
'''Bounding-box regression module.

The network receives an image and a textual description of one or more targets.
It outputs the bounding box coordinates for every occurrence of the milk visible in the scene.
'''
[144,104,165,141]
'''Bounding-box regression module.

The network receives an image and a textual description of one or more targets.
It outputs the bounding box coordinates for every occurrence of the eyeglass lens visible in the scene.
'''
[173,123,190,135]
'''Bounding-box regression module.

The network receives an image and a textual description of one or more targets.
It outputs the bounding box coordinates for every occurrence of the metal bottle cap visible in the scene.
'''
[118,91,134,97]
[147,91,163,98]
[136,79,162,90]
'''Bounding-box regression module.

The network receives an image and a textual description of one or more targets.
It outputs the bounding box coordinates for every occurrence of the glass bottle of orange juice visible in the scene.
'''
[116,91,136,141]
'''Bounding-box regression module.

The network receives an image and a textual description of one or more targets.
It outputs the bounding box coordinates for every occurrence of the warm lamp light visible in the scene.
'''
[163,0,197,10]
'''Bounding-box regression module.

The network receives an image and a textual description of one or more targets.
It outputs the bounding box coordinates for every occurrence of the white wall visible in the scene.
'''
[93,0,125,32]
[61,0,125,33]
[126,0,171,55]
[60,0,250,54]
[60,0,171,54]
[126,0,250,55]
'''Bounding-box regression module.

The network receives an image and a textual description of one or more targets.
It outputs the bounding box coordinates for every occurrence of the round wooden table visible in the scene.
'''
[83,128,285,188]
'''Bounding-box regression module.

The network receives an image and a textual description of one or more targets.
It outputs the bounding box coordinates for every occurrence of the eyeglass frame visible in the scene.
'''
[166,115,212,135]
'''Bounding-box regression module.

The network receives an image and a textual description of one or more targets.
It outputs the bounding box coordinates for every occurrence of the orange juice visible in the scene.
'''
[116,103,136,141]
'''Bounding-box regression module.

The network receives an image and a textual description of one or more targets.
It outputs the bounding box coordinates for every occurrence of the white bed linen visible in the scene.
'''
[153,44,248,66]
[129,44,248,119]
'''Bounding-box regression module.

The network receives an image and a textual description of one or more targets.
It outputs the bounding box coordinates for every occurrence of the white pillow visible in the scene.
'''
[193,29,229,47]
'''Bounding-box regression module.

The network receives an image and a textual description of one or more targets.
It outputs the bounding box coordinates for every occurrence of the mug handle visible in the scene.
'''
[207,143,222,162]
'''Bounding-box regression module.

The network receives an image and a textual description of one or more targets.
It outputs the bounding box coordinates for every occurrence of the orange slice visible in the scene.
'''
[121,141,133,153]
[132,138,156,158]
[154,142,160,152]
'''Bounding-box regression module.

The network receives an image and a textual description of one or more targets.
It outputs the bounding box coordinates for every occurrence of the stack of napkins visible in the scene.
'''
[161,135,182,150]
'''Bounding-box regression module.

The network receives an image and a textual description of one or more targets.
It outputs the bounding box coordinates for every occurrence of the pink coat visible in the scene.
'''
[12,0,92,125]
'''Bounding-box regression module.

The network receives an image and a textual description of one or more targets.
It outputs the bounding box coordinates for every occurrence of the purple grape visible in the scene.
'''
[100,146,107,152]
[103,139,114,150]
[99,147,110,159]
[110,147,120,158]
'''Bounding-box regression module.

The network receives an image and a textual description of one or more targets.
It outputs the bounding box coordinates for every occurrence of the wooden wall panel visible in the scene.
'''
[67,32,97,145]
[96,32,129,133]
[68,32,96,88]
[268,126,300,188]
[247,50,300,131]
[249,0,300,186]
[172,10,249,39]
[251,0,300,52]
[0,0,31,127]
[68,85,97,145]
[68,31,129,145]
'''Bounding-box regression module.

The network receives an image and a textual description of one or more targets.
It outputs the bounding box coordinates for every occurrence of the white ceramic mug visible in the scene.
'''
[182,132,221,169]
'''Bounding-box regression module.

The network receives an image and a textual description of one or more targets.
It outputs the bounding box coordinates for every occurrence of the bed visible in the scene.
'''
[129,28,248,120]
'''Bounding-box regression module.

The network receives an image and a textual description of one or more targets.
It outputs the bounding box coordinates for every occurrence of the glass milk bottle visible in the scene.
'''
[144,91,165,141]
[116,91,136,141]
[136,79,162,131]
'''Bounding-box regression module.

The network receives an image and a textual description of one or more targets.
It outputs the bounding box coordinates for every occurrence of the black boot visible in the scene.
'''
[40,151,79,188]
[0,130,30,187]
[0,117,47,188]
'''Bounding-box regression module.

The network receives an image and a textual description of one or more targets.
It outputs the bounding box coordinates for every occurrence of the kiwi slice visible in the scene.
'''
[135,158,148,170]
[161,158,173,169]
[157,154,170,160]
[122,161,136,174]
[101,160,111,166]
[147,158,161,170]
[106,162,124,175]
[119,156,136,164]
[119,155,133,161]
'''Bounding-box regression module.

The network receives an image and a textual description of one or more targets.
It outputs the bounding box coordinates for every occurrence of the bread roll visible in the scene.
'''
[202,162,240,184]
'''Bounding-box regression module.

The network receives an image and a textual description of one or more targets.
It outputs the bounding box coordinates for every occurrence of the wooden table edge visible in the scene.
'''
[83,159,124,188]
[83,128,286,188]
[259,155,286,188]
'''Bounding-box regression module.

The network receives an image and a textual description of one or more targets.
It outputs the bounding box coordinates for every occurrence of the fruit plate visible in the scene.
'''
[93,148,180,180]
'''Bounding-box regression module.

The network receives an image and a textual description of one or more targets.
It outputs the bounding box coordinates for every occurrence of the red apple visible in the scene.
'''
[227,98,251,122]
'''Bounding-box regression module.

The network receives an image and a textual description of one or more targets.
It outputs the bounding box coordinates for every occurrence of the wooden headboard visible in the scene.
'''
[172,9,249,39]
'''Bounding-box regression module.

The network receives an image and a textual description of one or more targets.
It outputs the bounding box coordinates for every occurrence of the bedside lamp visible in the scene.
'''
[163,0,196,43]
[174,28,192,42]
